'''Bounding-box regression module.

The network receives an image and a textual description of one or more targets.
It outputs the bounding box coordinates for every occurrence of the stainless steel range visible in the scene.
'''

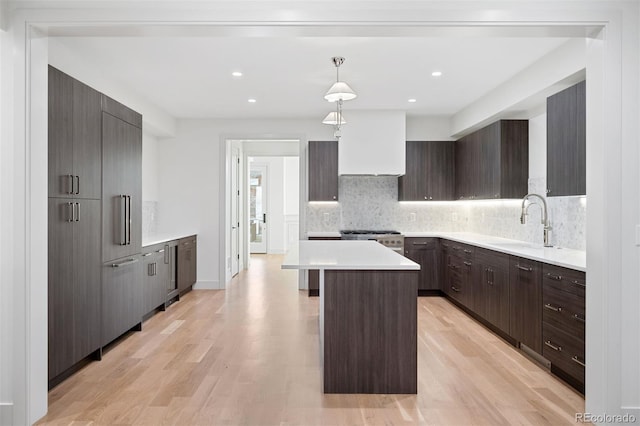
[340,230,404,253]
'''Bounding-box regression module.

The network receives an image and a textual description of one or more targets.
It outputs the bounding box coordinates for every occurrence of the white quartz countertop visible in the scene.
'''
[142,233,196,247]
[282,240,420,271]
[403,232,586,272]
[306,231,342,238]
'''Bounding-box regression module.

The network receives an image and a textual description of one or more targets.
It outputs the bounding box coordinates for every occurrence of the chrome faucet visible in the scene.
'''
[520,193,553,247]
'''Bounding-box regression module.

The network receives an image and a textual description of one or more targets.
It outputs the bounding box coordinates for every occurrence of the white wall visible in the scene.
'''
[528,113,547,181]
[284,157,300,215]
[406,116,455,141]
[156,118,330,290]
[142,132,161,202]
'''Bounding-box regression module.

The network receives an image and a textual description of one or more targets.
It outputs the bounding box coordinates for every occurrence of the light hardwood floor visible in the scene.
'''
[37,254,585,425]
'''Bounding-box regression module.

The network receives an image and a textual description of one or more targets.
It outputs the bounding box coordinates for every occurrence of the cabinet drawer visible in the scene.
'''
[405,237,437,250]
[543,264,585,298]
[475,247,509,270]
[449,242,475,258]
[543,322,585,385]
[543,284,585,338]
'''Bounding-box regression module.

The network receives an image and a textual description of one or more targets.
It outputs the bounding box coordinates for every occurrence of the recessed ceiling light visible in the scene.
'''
[432,71,443,77]
[248,98,257,103]
[408,99,417,103]
[232,71,243,77]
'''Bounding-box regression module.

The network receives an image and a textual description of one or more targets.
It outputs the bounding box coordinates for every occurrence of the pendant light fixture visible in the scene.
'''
[322,57,357,139]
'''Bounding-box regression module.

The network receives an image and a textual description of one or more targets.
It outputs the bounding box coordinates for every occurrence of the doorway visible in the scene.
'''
[249,162,268,254]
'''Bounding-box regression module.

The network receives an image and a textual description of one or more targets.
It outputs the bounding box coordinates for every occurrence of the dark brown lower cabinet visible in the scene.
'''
[442,242,474,309]
[473,248,510,335]
[142,244,170,315]
[102,255,143,346]
[308,236,341,296]
[48,198,102,383]
[177,235,197,293]
[404,237,439,294]
[542,264,586,391]
[509,256,542,354]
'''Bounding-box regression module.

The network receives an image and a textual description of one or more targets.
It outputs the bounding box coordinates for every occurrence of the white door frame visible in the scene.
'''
[249,161,269,254]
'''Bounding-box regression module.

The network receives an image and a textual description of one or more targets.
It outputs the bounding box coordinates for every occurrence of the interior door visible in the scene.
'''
[231,150,240,275]
[249,164,268,254]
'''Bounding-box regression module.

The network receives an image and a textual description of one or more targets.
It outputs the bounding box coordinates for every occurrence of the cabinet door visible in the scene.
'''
[48,67,74,198]
[404,238,439,291]
[102,255,143,346]
[308,141,339,201]
[398,141,427,201]
[474,249,510,334]
[72,79,102,199]
[48,199,75,379]
[177,237,197,292]
[509,256,542,354]
[143,251,168,314]
[547,81,586,197]
[455,133,481,199]
[427,141,455,201]
[72,199,102,362]
[102,112,142,262]
[479,122,501,199]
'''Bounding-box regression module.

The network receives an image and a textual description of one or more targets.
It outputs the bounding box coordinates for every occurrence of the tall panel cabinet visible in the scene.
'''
[48,67,102,384]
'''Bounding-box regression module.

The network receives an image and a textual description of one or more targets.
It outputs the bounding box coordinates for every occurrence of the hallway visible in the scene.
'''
[38,255,584,425]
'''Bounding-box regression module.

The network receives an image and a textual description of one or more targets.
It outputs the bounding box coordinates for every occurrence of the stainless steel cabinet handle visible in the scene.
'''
[448,264,459,270]
[573,313,586,323]
[67,202,74,222]
[164,244,170,264]
[412,242,430,246]
[463,249,472,254]
[463,261,472,267]
[142,252,153,257]
[571,356,586,367]
[111,258,138,268]
[127,195,132,245]
[67,174,74,194]
[450,286,461,292]
[515,264,533,272]
[572,280,586,288]
[544,303,562,312]
[546,273,562,281]
[75,202,80,222]
[120,195,127,245]
[157,249,165,253]
[544,341,562,351]
[148,263,154,275]
[75,175,80,195]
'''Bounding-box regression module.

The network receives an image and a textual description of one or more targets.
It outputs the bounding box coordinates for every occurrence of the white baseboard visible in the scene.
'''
[1,402,13,426]
[192,280,222,290]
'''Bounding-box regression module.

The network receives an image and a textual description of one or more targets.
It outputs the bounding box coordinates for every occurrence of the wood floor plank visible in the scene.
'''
[37,254,586,425]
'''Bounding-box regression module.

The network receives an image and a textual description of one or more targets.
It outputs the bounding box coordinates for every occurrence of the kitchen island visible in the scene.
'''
[282,240,420,394]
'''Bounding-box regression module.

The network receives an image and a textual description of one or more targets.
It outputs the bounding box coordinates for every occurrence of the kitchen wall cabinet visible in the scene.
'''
[48,198,101,382]
[177,235,198,293]
[398,141,454,201]
[142,244,170,315]
[542,264,585,391]
[48,66,102,200]
[546,80,586,197]
[404,237,440,294]
[473,248,510,335]
[509,256,542,354]
[102,104,143,263]
[308,141,339,201]
[455,120,529,200]
[102,255,143,346]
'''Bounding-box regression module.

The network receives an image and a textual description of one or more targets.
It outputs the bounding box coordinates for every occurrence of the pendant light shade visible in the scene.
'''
[324,81,358,102]
[322,111,347,125]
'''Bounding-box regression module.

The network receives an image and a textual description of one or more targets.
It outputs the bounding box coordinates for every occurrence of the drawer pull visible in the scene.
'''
[450,286,461,293]
[544,340,562,351]
[452,246,461,251]
[463,261,472,267]
[573,313,586,323]
[544,303,562,312]
[515,264,533,272]
[142,252,153,257]
[412,242,431,246]
[546,273,562,281]
[448,264,459,270]
[156,249,165,253]
[571,355,586,367]
[111,258,138,268]
[463,249,473,254]
[572,279,586,288]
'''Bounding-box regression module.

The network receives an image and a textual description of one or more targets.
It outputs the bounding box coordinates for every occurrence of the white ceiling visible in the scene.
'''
[53,35,570,120]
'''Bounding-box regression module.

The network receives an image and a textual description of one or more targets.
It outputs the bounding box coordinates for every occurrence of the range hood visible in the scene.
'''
[338,110,406,176]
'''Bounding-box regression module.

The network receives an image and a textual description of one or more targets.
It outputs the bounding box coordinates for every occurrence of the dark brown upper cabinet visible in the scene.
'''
[455,120,529,200]
[48,66,102,199]
[546,80,586,197]
[398,141,454,201]
[308,140,339,201]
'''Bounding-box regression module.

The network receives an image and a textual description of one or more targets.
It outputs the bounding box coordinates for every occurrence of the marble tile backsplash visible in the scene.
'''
[306,176,586,251]
[142,201,159,240]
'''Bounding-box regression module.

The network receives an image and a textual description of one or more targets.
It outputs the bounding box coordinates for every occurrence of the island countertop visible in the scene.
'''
[282,240,420,270]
